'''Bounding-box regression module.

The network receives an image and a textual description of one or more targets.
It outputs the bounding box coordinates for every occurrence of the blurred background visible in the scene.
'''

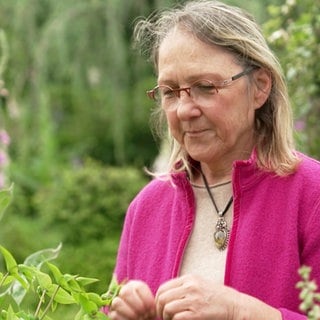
[0,0,319,317]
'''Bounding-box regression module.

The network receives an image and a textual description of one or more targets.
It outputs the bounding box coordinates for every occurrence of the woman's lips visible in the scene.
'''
[184,129,208,138]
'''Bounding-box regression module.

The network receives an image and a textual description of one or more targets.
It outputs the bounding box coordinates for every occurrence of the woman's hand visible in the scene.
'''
[155,274,237,320]
[109,280,156,320]
[155,274,281,320]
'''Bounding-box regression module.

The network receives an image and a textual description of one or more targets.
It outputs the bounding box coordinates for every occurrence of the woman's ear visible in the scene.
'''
[252,68,272,110]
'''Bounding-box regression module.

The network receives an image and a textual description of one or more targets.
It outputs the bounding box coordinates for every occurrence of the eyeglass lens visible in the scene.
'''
[153,80,218,110]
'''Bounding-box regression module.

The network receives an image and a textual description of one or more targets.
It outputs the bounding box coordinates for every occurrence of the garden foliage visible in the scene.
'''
[0,187,123,319]
[1,160,148,298]
[264,0,320,158]
[33,159,148,245]
[0,0,319,318]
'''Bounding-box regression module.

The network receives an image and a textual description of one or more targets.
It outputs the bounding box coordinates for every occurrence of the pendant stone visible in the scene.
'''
[214,216,229,250]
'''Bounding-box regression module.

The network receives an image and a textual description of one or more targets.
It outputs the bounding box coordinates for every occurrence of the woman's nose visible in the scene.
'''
[176,93,202,119]
[175,87,191,98]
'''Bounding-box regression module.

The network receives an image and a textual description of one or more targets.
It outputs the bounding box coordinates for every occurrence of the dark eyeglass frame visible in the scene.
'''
[146,66,256,102]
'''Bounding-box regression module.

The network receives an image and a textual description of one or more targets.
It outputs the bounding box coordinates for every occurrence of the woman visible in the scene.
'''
[104,1,320,319]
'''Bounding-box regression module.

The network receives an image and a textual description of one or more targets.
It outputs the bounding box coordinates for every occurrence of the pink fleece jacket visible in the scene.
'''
[107,153,320,319]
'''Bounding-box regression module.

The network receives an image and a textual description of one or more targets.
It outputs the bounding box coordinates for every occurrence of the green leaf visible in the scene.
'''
[87,292,108,307]
[47,284,75,304]
[0,248,29,302]
[76,276,99,287]
[46,262,70,290]
[46,263,62,282]
[35,270,52,290]
[0,246,18,275]
[64,275,82,292]
[78,293,98,314]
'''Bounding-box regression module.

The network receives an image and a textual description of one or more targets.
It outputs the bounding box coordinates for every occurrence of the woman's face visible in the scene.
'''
[157,28,266,170]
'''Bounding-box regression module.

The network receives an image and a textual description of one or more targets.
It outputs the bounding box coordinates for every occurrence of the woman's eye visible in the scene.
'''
[161,88,175,98]
[195,82,217,94]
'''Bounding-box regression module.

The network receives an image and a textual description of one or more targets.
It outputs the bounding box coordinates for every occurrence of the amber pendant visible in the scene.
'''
[214,216,229,251]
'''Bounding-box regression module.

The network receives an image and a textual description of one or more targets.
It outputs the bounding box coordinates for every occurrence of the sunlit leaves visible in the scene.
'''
[0,247,110,319]
[7,243,63,306]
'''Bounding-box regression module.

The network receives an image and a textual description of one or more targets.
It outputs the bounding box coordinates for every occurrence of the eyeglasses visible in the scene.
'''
[147,67,255,110]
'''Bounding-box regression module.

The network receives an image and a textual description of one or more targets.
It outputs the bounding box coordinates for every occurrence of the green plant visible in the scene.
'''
[1,159,147,300]
[264,0,320,159]
[297,266,320,320]
[0,244,108,319]
[0,187,123,319]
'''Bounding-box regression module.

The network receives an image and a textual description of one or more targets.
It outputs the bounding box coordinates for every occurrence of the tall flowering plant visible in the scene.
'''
[0,29,10,191]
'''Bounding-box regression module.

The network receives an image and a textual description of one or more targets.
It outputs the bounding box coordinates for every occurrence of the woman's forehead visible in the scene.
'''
[157,30,237,82]
[158,27,235,62]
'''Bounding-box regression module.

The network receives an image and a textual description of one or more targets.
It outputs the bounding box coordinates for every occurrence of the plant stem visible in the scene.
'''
[34,289,46,318]
[39,285,60,320]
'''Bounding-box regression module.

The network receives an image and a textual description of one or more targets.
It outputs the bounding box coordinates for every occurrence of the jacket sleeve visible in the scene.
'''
[280,196,320,320]
[113,199,136,284]
[100,201,135,315]
[279,308,307,320]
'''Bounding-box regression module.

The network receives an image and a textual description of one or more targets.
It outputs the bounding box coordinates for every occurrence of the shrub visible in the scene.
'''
[33,159,149,245]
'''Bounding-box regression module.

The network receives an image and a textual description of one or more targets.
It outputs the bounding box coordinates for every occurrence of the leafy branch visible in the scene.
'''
[0,243,113,319]
[297,266,320,320]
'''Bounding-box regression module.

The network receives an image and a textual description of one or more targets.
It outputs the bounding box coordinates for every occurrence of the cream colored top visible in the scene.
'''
[179,182,233,284]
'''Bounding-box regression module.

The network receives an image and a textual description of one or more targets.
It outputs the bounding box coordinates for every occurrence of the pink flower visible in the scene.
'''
[0,130,10,145]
